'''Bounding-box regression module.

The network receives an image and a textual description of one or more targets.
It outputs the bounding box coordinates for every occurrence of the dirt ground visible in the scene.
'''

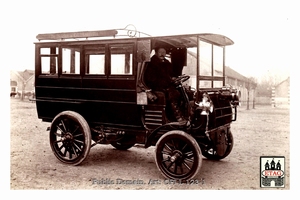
[9,98,290,190]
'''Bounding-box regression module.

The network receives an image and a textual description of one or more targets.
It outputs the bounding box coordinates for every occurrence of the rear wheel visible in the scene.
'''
[201,130,233,160]
[49,111,91,165]
[155,131,202,181]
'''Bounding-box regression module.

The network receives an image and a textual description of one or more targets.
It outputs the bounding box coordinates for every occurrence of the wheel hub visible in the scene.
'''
[170,150,183,163]
[62,132,73,146]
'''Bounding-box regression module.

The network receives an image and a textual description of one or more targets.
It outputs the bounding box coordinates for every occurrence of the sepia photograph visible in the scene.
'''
[4,0,298,198]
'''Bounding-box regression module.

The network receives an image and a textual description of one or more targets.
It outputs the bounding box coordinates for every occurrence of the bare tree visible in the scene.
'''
[256,73,278,98]
[245,77,257,110]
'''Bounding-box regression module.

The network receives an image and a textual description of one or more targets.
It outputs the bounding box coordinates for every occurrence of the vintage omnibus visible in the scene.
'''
[34,26,239,181]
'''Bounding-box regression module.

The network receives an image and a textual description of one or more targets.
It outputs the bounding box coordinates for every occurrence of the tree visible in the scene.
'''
[256,72,279,98]
[245,77,257,110]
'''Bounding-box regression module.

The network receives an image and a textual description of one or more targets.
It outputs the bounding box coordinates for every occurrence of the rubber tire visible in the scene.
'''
[155,130,202,181]
[201,130,233,160]
[49,111,91,165]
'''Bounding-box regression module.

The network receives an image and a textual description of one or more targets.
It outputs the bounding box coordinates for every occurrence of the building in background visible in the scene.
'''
[272,77,290,108]
[225,66,257,108]
[10,69,35,99]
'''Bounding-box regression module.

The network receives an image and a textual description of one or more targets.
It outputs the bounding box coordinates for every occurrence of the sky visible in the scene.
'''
[2,0,298,83]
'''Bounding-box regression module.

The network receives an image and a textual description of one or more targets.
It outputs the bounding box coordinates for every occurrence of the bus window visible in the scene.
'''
[199,80,212,88]
[182,47,197,89]
[199,41,212,76]
[85,46,105,75]
[40,47,58,75]
[85,54,105,74]
[200,80,223,88]
[62,48,80,74]
[213,45,224,77]
[110,44,133,75]
[213,81,223,87]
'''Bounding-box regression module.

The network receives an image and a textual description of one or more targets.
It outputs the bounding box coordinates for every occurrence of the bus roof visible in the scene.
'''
[149,33,234,47]
[35,29,234,47]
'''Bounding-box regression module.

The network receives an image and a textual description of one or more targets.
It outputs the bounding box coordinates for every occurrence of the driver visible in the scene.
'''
[144,47,187,125]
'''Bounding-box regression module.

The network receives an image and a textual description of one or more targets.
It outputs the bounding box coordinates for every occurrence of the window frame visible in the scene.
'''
[60,46,81,75]
[84,44,106,76]
[38,45,60,76]
[107,43,136,79]
[36,41,137,80]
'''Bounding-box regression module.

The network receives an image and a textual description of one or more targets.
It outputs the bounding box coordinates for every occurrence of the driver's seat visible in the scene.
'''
[137,61,168,129]
[139,61,150,89]
[138,61,166,105]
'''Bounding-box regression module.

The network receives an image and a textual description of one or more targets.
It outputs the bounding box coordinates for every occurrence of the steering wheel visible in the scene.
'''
[172,75,190,85]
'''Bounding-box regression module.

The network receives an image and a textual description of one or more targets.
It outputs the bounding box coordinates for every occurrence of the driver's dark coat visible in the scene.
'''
[144,55,174,91]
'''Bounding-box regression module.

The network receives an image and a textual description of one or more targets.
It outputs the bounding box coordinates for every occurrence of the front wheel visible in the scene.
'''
[49,111,91,165]
[155,131,202,181]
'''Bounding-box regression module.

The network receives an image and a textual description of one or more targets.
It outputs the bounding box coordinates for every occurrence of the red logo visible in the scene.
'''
[261,170,284,177]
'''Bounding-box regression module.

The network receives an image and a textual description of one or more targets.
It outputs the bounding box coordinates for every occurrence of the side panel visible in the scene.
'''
[35,76,142,127]
[35,39,144,127]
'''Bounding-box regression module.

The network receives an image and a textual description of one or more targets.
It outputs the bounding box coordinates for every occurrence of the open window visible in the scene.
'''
[198,39,224,89]
[85,45,106,75]
[40,47,58,75]
[38,46,81,75]
[109,44,133,75]
[62,47,80,74]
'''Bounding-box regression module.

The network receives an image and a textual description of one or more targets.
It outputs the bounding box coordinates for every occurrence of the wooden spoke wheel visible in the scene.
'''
[155,131,202,181]
[49,111,91,165]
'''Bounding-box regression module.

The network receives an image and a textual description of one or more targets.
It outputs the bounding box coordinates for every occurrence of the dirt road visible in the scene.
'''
[10,98,290,190]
